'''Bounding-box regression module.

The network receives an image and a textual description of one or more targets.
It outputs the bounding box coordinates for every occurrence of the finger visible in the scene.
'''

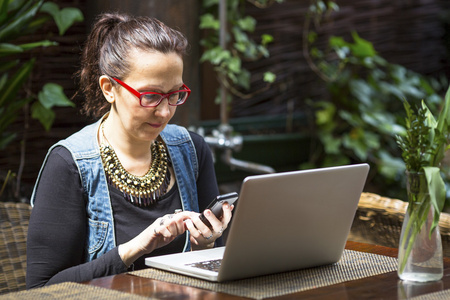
[185,219,203,241]
[200,209,221,230]
[166,218,186,236]
[153,226,161,236]
[220,203,233,227]
[188,218,214,241]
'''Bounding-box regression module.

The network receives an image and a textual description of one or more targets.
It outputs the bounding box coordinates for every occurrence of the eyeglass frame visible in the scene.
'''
[111,77,191,107]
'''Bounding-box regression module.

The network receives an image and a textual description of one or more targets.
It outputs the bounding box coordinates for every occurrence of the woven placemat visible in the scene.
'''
[0,282,148,300]
[410,289,450,300]
[131,249,398,299]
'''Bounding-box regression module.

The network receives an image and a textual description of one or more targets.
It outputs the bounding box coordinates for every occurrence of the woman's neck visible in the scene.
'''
[101,115,153,176]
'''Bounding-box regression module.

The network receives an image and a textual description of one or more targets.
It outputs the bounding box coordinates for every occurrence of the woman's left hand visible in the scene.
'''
[185,202,234,250]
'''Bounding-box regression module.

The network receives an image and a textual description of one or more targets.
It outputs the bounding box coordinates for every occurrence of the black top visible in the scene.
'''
[26,131,220,288]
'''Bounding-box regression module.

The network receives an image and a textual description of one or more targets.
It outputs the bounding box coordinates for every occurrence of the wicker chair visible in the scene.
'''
[349,193,450,257]
[0,202,32,295]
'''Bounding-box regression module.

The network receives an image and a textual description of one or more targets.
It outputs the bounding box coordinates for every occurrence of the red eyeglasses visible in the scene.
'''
[112,77,191,107]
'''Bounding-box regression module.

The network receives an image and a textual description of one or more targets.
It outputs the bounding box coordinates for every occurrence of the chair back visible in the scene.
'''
[0,202,32,295]
[349,193,450,257]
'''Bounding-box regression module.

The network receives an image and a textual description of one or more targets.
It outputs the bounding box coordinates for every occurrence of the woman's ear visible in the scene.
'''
[99,75,115,104]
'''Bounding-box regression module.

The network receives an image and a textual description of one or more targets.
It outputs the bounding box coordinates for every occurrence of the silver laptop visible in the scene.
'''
[145,163,369,282]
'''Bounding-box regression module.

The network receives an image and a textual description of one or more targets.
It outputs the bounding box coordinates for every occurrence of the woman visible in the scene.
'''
[26,12,233,288]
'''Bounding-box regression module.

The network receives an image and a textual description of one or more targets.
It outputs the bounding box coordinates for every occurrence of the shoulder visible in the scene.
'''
[59,121,100,154]
[188,131,209,152]
[161,125,212,159]
[160,124,190,144]
[47,146,77,169]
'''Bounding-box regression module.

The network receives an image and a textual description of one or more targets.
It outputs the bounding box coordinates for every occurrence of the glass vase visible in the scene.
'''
[397,171,443,282]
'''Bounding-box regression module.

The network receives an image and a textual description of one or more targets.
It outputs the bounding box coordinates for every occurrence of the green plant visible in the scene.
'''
[199,0,281,104]
[396,86,450,274]
[302,0,446,200]
[0,0,83,149]
[0,0,83,200]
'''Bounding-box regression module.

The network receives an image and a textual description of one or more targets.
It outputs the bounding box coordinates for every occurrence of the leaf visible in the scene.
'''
[200,47,231,65]
[0,72,7,90]
[0,0,9,24]
[237,16,256,32]
[329,36,346,48]
[349,79,373,106]
[0,58,35,107]
[19,40,58,50]
[350,31,377,58]
[0,59,18,73]
[203,0,219,8]
[436,85,450,134]
[40,2,83,35]
[320,133,341,154]
[199,13,220,30]
[423,166,446,233]
[0,0,42,42]
[378,150,405,180]
[0,97,31,132]
[226,56,241,73]
[342,128,379,160]
[315,101,335,126]
[235,70,251,90]
[0,43,23,55]
[38,83,74,109]
[263,72,276,83]
[261,34,273,46]
[31,101,54,131]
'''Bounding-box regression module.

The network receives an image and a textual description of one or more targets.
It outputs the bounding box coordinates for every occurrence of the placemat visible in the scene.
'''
[0,282,148,300]
[410,289,450,300]
[131,249,398,299]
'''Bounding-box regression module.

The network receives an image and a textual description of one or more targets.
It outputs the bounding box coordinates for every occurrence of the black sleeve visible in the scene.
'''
[189,131,220,211]
[26,147,127,289]
[189,132,227,247]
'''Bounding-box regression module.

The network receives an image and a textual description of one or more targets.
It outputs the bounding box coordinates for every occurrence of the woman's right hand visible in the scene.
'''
[118,211,193,267]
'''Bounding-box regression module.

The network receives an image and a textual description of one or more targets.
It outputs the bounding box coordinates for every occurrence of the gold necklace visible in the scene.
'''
[99,122,171,206]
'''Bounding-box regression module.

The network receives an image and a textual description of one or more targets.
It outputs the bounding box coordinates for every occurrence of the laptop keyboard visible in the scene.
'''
[186,258,222,272]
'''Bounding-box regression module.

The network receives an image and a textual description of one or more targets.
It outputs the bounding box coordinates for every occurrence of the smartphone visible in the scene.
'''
[199,192,239,228]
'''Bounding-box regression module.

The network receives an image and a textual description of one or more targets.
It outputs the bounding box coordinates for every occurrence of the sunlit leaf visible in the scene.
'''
[199,13,220,30]
[263,72,276,83]
[237,16,256,32]
[40,2,83,35]
[38,83,74,109]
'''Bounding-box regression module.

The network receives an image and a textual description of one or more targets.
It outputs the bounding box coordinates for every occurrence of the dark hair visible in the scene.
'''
[75,12,188,118]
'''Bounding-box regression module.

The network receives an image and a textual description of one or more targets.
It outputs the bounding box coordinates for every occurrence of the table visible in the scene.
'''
[84,241,450,299]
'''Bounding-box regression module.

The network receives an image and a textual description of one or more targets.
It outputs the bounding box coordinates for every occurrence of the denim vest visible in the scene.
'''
[31,118,199,262]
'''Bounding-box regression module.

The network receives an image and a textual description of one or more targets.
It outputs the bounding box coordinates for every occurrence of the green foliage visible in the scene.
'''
[396,102,433,172]
[303,0,448,200]
[200,0,280,103]
[0,0,83,149]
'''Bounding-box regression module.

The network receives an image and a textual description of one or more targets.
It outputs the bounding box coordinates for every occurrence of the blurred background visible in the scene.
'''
[2,0,450,207]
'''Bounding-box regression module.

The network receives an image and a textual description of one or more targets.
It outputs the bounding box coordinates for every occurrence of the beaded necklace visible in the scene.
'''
[99,122,171,206]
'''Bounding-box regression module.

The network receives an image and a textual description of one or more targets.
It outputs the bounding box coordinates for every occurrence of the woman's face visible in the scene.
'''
[108,49,184,144]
